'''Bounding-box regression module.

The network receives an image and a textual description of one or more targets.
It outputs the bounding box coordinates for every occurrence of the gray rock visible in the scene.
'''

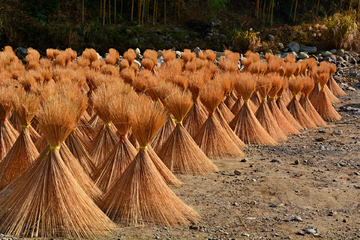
[189,225,200,230]
[316,137,326,141]
[337,56,345,62]
[268,35,275,41]
[269,203,278,208]
[157,50,163,58]
[277,43,284,49]
[294,216,303,222]
[15,47,27,59]
[298,52,309,59]
[318,129,326,133]
[304,227,317,235]
[135,48,141,58]
[283,48,289,52]
[322,51,332,57]
[234,170,242,175]
[154,236,160,239]
[175,51,181,58]
[133,59,141,67]
[173,27,180,32]
[288,42,300,53]
[241,233,250,237]
[337,49,345,56]
[300,45,317,54]
[347,87,356,91]
[333,130,342,135]
[330,49,337,54]
[194,47,201,57]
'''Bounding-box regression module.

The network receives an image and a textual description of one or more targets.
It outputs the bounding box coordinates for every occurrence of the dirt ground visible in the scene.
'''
[106,84,360,240]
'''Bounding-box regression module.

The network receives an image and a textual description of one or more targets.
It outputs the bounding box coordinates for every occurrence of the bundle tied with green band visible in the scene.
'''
[255,74,287,142]
[0,92,115,238]
[100,94,199,226]
[0,89,40,190]
[287,76,318,129]
[299,75,328,127]
[90,81,121,167]
[194,74,244,160]
[230,72,277,146]
[183,71,207,138]
[157,82,218,174]
[266,73,300,135]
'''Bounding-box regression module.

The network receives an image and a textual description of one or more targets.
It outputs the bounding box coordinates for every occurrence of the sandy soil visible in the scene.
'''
[107,87,360,240]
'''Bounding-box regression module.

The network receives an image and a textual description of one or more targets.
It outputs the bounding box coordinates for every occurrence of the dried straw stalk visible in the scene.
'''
[299,76,328,127]
[312,73,342,122]
[91,83,121,167]
[267,74,300,135]
[93,92,137,193]
[195,80,244,159]
[0,90,40,190]
[287,76,318,129]
[326,63,346,97]
[0,84,19,161]
[230,73,277,145]
[0,94,115,238]
[276,78,303,130]
[158,86,218,174]
[255,75,287,141]
[100,94,198,226]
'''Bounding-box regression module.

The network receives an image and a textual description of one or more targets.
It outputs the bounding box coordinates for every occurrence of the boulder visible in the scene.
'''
[299,45,317,54]
[194,47,202,57]
[330,49,337,54]
[288,42,300,53]
[337,49,345,56]
[298,52,309,59]
[322,51,332,57]
[277,43,284,49]
[268,35,275,41]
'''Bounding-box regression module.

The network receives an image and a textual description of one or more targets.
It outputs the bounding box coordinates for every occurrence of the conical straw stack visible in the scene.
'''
[100,94,199,225]
[183,71,208,138]
[0,83,19,161]
[255,75,287,141]
[0,89,40,190]
[195,79,244,159]
[299,76,328,127]
[158,85,218,173]
[91,83,121,167]
[230,73,277,145]
[267,74,300,135]
[93,90,137,193]
[312,73,342,122]
[217,73,235,123]
[276,77,303,130]
[287,76,318,129]
[0,93,115,238]
[326,62,346,97]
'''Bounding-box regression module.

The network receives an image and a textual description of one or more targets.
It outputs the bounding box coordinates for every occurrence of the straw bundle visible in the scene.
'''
[183,71,208,138]
[276,77,303,130]
[100,94,198,225]
[284,54,296,63]
[299,76,328,127]
[230,73,277,145]
[326,63,346,97]
[162,49,176,62]
[217,73,235,123]
[309,65,339,104]
[123,48,136,65]
[158,86,218,173]
[312,73,342,122]
[267,74,300,135]
[255,75,287,141]
[0,84,19,161]
[0,93,115,238]
[195,80,244,159]
[287,76,317,129]
[26,48,41,69]
[90,83,120,167]
[105,48,120,65]
[0,90,40,190]
[149,82,176,153]
[93,91,137,193]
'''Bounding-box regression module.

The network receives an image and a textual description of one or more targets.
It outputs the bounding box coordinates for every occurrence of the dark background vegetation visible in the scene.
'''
[1,0,359,55]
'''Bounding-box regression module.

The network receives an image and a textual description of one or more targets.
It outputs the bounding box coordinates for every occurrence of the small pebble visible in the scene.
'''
[269,203,277,208]
[318,129,326,133]
[234,170,242,175]
[316,137,326,141]
[333,130,343,135]
[241,233,250,237]
[294,160,299,165]
[240,158,247,162]
[294,216,303,222]
[190,225,200,230]
[304,227,317,235]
